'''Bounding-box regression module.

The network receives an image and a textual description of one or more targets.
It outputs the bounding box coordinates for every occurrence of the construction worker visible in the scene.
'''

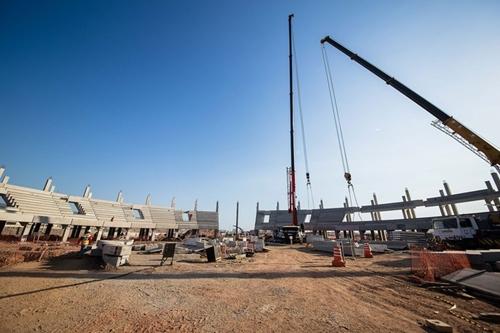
[79,231,93,255]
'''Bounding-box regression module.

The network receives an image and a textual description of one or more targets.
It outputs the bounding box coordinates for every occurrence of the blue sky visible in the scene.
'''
[1,1,499,230]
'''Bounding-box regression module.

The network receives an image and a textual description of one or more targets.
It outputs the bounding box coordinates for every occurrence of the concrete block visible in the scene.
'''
[311,240,335,253]
[102,254,129,268]
[425,319,453,333]
[368,243,388,253]
[479,250,500,263]
[466,251,485,268]
[306,234,324,243]
[102,244,132,256]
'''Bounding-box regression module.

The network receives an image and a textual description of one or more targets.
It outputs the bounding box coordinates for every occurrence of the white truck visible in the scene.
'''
[431,213,500,249]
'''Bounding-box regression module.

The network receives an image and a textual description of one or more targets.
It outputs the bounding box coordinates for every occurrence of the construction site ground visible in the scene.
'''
[0,244,499,333]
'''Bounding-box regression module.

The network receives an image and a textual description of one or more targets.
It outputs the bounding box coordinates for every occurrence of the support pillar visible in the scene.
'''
[0,221,5,235]
[150,229,156,241]
[486,180,500,211]
[61,225,71,242]
[108,227,115,239]
[443,181,459,216]
[440,190,452,216]
[405,188,416,219]
[95,227,103,242]
[438,204,446,216]
[401,196,409,219]
[44,224,53,238]
[20,223,32,242]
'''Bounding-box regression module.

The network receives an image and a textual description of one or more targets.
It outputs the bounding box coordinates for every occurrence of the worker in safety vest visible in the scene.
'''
[79,231,93,255]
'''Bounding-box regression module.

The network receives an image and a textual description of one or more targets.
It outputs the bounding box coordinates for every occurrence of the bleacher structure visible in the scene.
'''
[0,167,219,242]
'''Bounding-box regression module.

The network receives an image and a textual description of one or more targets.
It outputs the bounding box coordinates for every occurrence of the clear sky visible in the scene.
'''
[1,1,499,230]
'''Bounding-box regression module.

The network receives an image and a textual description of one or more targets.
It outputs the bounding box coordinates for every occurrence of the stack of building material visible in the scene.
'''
[311,240,361,257]
[311,240,335,253]
[182,237,208,252]
[253,238,266,252]
[388,231,428,246]
[96,240,133,268]
[362,242,388,253]
[306,234,324,244]
[466,249,500,270]
[442,268,500,299]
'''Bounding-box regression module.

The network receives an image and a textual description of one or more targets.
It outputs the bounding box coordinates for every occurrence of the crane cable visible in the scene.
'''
[292,29,315,209]
[321,44,363,221]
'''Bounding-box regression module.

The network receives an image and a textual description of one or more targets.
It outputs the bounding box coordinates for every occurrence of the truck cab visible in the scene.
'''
[432,216,478,242]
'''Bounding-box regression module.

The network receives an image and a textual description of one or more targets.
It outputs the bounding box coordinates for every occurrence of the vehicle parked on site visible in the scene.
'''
[431,212,500,249]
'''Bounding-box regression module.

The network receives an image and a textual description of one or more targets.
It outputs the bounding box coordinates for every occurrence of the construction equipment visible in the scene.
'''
[288,14,299,227]
[431,212,500,249]
[320,36,500,172]
[273,225,304,244]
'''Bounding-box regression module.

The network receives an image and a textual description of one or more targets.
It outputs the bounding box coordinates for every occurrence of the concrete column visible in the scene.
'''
[405,188,416,219]
[43,177,53,192]
[485,180,500,211]
[116,228,122,238]
[44,224,53,238]
[28,223,35,236]
[95,227,103,242]
[491,172,500,191]
[401,196,409,219]
[20,223,32,242]
[443,181,459,215]
[61,225,71,242]
[107,227,115,239]
[150,229,156,241]
[373,193,382,219]
[438,204,446,216]
[440,190,452,216]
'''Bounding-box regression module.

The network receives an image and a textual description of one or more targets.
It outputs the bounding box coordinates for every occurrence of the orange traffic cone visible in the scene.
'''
[363,242,373,258]
[332,244,346,267]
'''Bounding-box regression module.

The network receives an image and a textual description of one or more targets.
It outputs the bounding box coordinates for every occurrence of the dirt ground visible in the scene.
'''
[0,241,80,267]
[0,245,498,333]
